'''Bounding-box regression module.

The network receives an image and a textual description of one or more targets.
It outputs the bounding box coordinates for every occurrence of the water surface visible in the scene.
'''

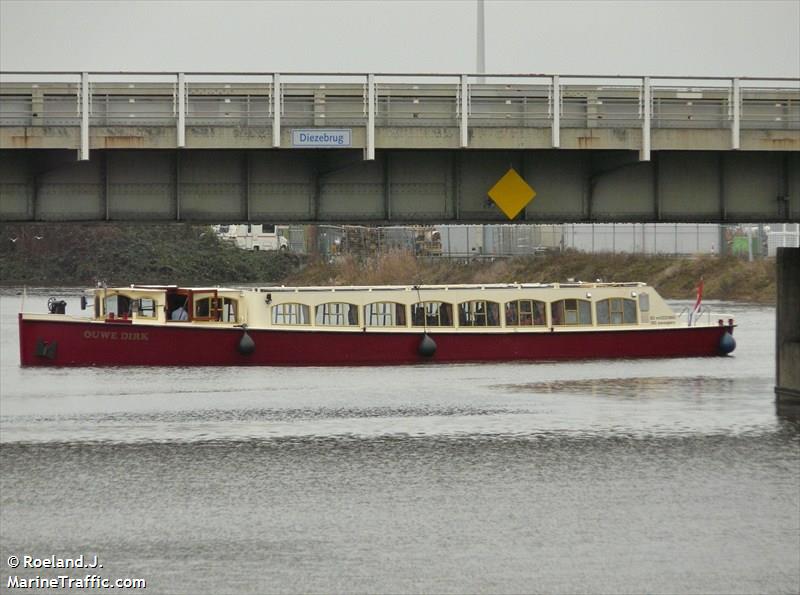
[1,290,797,594]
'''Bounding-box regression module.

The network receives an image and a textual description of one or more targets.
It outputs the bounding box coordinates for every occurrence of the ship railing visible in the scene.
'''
[676,305,713,326]
[252,281,649,293]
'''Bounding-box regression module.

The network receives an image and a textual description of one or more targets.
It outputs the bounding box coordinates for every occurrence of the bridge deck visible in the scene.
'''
[1,73,798,155]
[1,73,798,224]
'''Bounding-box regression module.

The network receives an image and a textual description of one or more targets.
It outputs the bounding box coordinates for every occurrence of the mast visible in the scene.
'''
[476,0,486,84]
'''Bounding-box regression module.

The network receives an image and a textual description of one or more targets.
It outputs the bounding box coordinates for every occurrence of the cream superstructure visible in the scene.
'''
[84,282,687,332]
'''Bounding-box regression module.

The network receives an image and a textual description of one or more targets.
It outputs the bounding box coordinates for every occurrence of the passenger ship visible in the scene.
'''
[19,281,736,367]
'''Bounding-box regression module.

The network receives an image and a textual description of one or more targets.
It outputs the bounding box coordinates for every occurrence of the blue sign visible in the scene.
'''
[291,129,352,147]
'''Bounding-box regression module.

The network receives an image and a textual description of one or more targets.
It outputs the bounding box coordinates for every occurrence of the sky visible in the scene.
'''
[1,0,798,78]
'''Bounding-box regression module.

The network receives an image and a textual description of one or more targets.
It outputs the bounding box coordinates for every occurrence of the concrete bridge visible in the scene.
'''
[1,71,798,223]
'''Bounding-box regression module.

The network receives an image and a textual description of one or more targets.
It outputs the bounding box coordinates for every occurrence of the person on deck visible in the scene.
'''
[171,304,188,321]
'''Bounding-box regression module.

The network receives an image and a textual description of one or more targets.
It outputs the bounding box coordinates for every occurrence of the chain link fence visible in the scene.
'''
[271,223,799,260]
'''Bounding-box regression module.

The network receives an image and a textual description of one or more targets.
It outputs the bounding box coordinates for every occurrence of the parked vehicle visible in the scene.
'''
[215,224,289,251]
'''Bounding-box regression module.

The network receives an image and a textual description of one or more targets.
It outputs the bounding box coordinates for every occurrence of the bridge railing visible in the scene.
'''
[90,82,177,126]
[1,72,798,160]
[741,89,799,129]
[653,96,729,129]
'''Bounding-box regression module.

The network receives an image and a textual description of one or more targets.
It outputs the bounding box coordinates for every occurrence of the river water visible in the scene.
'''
[1,289,798,594]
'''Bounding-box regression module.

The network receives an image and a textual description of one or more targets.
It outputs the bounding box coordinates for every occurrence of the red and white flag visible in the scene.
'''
[689,277,704,326]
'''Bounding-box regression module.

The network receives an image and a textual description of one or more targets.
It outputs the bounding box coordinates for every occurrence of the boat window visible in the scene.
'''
[137,298,157,318]
[639,293,650,312]
[411,302,453,327]
[103,294,132,317]
[272,303,310,325]
[505,300,546,327]
[103,295,116,315]
[459,301,501,327]
[220,298,238,323]
[623,299,637,323]
[191,296,238,322]
[365,302,407,327]
[316,302,359,326]
[551,299,592,326]
[193,296,222,321]
[195,297,211,318]
[94,296,100,318]
[596,298,637,325]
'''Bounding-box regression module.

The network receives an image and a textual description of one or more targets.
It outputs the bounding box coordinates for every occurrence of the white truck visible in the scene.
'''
[215,224,289,251]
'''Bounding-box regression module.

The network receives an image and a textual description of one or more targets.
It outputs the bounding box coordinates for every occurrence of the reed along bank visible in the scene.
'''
[0,224,777,303]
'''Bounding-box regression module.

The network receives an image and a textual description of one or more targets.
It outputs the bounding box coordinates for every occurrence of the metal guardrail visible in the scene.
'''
[1,72,798,161]
[676,305,715,327]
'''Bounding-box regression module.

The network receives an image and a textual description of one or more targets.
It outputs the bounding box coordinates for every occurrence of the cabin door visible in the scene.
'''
[166,290,192,321]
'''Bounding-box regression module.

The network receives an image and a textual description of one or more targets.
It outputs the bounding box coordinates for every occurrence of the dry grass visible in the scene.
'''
[0,222,776,303]
[285,250,777,303]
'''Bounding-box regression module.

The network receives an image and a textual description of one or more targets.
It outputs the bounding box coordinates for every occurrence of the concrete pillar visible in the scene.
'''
[776,247,800,417]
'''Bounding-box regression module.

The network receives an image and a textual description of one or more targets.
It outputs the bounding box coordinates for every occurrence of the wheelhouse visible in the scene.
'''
[91,286,243,325]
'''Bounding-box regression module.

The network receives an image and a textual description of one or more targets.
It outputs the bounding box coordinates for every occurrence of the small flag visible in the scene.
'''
[689,277,704,326]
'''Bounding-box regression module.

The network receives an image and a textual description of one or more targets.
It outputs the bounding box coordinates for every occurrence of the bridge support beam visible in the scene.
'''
[451,151,461,220]
[31,169,39,221]
[718,152,727,223]
[652,152,660,219]
[1,148,796,223]
[776,247,800,417]
[243,151,251,222]
[102,152,109,220]
[174,150,181,221]
[383,151,391,220]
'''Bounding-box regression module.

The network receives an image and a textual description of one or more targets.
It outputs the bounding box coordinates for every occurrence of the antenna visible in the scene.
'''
[476,0,486,84]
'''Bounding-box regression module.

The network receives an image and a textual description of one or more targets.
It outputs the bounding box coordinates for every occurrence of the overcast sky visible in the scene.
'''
[1,0,798,77]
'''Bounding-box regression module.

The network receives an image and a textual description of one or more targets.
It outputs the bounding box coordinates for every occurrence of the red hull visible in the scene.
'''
[19,315,734,367]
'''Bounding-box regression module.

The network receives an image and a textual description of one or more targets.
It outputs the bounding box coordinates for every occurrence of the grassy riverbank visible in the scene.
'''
[285,251,777,303]
[0,224,776,302]
[0,224,298,287]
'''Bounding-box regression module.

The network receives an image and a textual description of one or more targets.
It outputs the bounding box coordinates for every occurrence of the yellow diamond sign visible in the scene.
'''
[487,168,536,220]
